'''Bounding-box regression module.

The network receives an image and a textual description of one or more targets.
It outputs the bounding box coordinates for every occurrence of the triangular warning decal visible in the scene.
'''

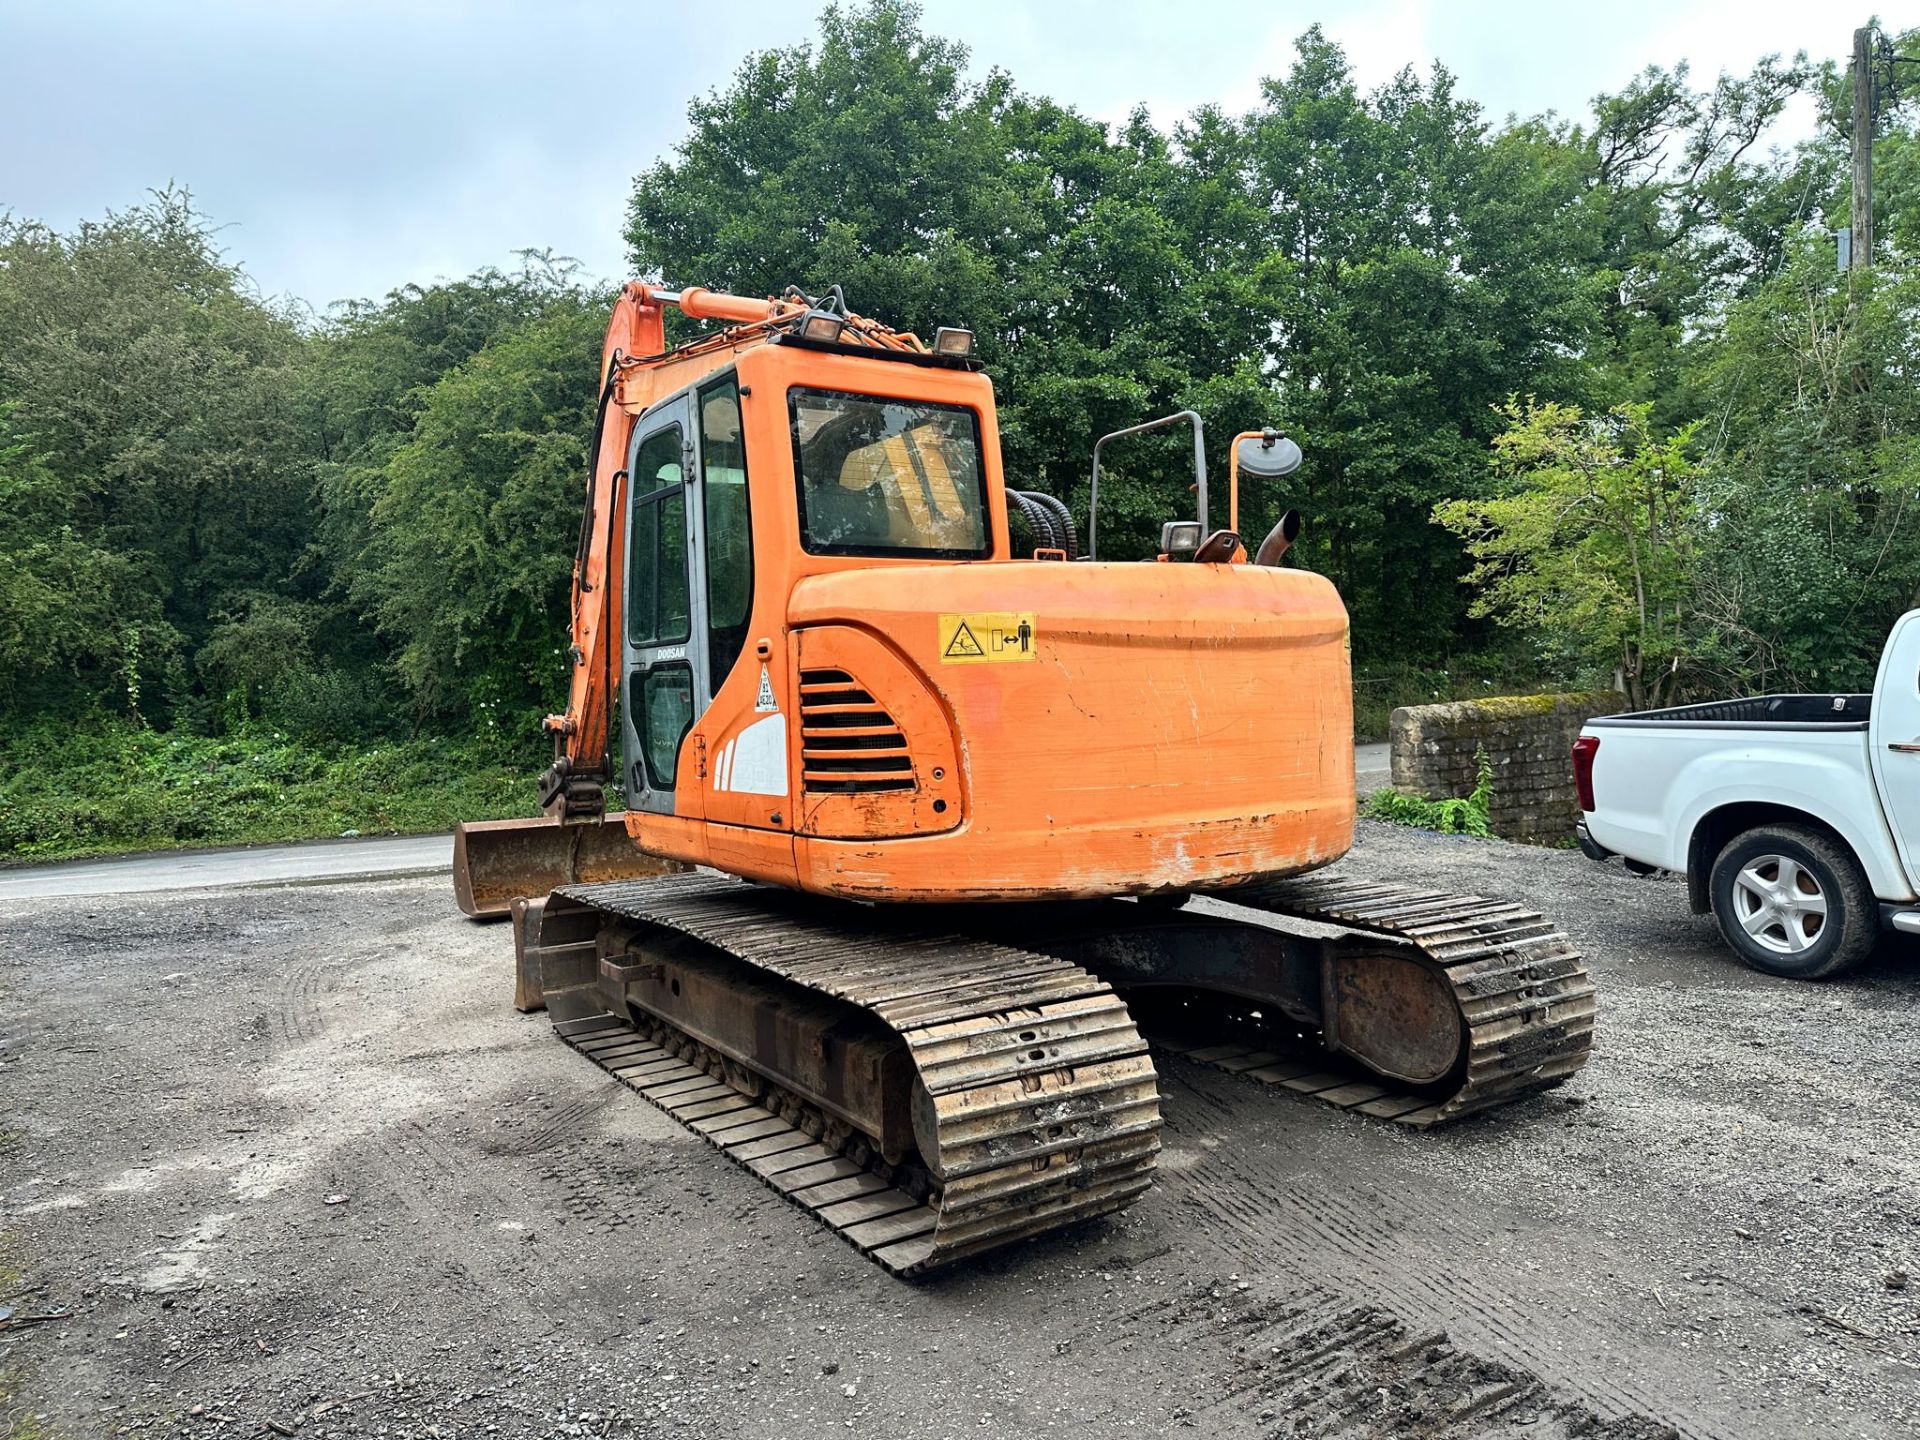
[754,664,778,712]
[937,611,1038,665]
[944,621,986,658]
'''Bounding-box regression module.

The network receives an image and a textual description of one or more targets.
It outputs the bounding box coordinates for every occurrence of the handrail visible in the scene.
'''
[1087,410,1206,561]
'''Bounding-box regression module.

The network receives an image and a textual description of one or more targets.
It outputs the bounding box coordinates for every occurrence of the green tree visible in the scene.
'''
[0,189,315,721]
[1245,32,1601,657]
[1687,244,1920,692]
[627,1,1009,333]
[628,3,1295,564]
[1437,400,1698,709]
[346,298,605,729]
[8,4,1909,779]
[0,410,161,715]
[627,6,1612,664]
[304,257,603,733]
[1571,53,1815,424]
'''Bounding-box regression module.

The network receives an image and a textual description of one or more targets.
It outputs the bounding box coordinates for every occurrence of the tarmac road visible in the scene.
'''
[0,831,454,900]
[1355,739,1389,790]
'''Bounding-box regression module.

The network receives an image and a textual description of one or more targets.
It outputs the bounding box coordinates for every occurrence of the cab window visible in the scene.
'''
[789,388,990,558]
[699,376,753,693]
[627,425,690,646]
[639,665,693,788]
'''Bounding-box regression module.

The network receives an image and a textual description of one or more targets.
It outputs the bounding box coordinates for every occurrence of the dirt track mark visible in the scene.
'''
[487,1093,611,1157]
[323,1113,549,1304]
[1066,1276,1678,1440]
[1155,1060,1779,1440]
[1174,1284,1681,1440]
[276,955,342,1041]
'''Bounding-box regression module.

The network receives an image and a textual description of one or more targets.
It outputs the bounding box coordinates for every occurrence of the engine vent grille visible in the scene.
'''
[799,668,916,794]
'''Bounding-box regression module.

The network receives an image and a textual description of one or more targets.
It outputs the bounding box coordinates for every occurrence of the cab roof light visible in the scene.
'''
[1161,520,1202,556]
[932,326,975,358]
[800,310,847,344]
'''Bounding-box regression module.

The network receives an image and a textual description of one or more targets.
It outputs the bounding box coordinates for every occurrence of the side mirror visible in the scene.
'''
[1235,429,1302,480]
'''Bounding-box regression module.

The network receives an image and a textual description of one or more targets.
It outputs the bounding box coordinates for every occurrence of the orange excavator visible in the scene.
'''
[453,282,1595,1276]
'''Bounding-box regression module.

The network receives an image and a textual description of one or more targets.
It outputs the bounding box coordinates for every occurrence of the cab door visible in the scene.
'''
[689,372,790,832]
[622,398,702,815]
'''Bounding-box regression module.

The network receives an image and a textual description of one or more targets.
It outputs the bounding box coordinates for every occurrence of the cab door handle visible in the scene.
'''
[1889,741,1920,753]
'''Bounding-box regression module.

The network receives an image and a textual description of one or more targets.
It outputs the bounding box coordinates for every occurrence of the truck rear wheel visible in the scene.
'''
[1707,824,1876,980]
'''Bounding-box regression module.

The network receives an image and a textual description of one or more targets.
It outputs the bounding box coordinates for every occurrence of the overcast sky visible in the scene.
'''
[3,1,1913,311]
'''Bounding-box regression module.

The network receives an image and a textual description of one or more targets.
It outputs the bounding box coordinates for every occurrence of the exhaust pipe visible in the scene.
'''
[1254,509,1301,567]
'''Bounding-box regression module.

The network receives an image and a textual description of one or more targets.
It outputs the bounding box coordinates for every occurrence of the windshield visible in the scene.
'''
[789,388,991,557]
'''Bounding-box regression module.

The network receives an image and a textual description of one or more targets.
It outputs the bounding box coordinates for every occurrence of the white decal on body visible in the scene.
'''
[711,714,786,796]
[726,713,788,795]
[754,664,778,713]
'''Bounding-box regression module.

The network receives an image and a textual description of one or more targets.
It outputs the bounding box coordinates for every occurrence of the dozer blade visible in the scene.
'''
[451,813,685,919]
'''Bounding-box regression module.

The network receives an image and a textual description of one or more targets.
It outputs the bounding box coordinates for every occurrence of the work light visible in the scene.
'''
[1161,520,1202,556]
[932,327,975,358]
[800,310,846,343]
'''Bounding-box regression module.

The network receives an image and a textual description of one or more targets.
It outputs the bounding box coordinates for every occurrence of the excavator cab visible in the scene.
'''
[612,340,1355,902]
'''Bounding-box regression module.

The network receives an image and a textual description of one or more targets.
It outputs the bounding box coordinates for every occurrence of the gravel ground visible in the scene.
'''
[2,822,1916,1439]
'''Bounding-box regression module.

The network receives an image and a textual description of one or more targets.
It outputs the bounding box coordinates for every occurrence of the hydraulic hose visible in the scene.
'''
[1022,491,1078,561]
[1006,489,1060,555]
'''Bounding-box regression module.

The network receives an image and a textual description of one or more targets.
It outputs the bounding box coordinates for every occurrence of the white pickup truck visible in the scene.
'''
[1575,611,1920,979]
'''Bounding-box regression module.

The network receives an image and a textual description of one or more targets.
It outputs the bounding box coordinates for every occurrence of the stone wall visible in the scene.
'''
[1388,692,1622,844]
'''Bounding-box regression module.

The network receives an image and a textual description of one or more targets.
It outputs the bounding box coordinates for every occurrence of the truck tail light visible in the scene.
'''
[1572,735,1600,812]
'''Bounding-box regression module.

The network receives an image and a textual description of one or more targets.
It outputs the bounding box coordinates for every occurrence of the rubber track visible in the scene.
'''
[544,875,1162,1276]
[1185,876,1597,1126]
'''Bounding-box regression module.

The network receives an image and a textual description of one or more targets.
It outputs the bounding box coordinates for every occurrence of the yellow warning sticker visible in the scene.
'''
[938,612,1038,664]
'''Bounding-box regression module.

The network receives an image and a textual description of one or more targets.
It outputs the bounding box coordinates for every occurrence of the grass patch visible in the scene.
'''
[0,723,546,863]
[0,1232,22,1300]
[0,1380,54,1440]
[1364,746,1495,837]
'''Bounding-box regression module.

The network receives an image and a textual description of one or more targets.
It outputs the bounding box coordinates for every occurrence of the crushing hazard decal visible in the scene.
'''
[938,612,1038,664]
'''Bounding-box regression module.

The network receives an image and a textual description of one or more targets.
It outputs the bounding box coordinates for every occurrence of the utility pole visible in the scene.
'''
[1851,24,1875,274]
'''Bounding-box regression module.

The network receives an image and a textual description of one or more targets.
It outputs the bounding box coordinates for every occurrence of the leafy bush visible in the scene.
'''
[1364,746,1495,837]
[264,662,402,745]
[1436,401,1697,713]
[0,722,542,861]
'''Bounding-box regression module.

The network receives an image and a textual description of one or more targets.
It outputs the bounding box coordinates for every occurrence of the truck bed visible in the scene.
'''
[1589,693,1871,729]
